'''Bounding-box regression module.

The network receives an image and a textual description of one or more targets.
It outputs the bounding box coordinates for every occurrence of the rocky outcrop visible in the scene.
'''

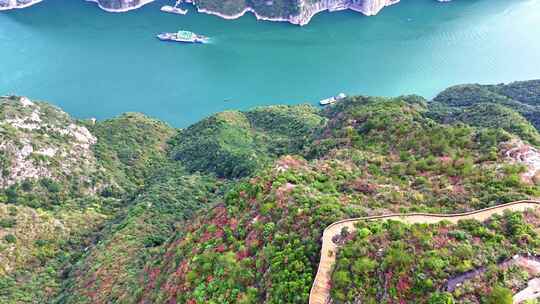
[502,139,540,184]
[291,0,401,25]
[0,96,101,191]
[186,0,403,25]
[186,0,452,25]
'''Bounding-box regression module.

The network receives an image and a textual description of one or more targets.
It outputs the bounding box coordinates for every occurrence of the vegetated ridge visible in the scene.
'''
[1,79,540,304]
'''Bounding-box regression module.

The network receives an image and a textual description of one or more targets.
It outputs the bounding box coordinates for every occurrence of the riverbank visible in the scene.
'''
[85,0,154,13]
[1,0,538,128]
[184,0,403,26]
[1,0,444,25]
[0,0,43,11]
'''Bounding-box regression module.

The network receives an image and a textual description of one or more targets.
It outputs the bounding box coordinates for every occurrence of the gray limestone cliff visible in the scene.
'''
[0,0,450,24]
[291,0,402,25]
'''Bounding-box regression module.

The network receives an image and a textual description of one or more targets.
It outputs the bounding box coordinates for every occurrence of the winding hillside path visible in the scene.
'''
[309,200,540,304]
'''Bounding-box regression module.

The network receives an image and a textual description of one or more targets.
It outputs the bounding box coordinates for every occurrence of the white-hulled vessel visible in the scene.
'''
[157,30,209,44]
[320,93,346,105]
[160,5,188,15]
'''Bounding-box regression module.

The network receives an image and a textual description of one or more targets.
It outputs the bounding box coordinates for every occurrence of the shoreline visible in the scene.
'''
[183,0,292,23]
[349,0,401,16]
[184,0,404,26]
[85,0,154,13]
[0,0,43,11]
[1,0,451,25]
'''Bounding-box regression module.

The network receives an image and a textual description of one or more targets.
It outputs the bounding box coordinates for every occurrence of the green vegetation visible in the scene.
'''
[1,80,540,303]
[331,210,540,303]
[430,80,540,133]
[57,163,226,303]
[429,102,540,145]
[192,0,300,18]
[171,105,324,178]
[88,112,176,196]
[0,99,179,303]
[486,286,513,304]
[138,94,540,303]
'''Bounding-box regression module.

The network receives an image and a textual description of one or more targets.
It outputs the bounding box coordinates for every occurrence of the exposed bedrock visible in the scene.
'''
[1,0,451,25]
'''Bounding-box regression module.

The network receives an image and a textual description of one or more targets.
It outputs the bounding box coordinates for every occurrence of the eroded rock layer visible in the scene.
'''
[0,0,450,24]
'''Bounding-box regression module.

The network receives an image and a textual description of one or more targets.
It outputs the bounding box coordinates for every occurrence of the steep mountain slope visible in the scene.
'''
[330,210,540,303]
[136,95,540,304]
[53,104,324,304]
[0,96,176,303]
[1,0,448,25]
[56,165,225,304]
[2,80,540,303]
[430,80,540,131]
[171,105,324,178]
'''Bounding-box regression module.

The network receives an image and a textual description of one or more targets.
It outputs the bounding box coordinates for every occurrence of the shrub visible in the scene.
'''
[40,178,61,193]
[485,286,513,304]
[4,234,16,244]
[0,218,16,228]
[428,292,455,304]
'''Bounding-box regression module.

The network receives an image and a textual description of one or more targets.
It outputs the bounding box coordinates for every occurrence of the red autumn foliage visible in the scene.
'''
[397,274,411,295]
[229,217,239,230]
[236,249,250,261]
[349,178,378,194]
[246,230,261,248]
[216,244,226,253]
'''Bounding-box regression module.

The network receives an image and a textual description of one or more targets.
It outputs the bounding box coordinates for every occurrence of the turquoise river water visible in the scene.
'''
[1,0,539,126]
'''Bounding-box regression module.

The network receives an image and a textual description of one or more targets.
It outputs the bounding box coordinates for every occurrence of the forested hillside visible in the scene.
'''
[1,79,540,304]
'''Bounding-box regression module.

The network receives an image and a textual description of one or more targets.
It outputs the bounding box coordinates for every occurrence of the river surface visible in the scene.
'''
[1,0,539,126]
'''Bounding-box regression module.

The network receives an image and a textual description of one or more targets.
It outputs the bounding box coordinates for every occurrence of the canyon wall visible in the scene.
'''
[291,0,402,25]
[1,0,448,25]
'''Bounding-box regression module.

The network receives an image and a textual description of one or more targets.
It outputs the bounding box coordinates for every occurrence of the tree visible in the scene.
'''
[485,286,513,304]
[428,292,454,304]
[352,257,377,274]
[4,234,16,244]
[333,270,352,289]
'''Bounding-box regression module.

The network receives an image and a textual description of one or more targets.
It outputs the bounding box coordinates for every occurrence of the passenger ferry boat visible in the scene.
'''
[157,30,209,44]
[319,93,346,106]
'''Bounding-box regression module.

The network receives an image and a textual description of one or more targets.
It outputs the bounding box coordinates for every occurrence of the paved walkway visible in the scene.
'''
[514,278,540,303]
[309,200,540,304]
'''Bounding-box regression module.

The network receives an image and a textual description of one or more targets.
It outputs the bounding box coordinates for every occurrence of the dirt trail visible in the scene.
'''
[309,200,540,304]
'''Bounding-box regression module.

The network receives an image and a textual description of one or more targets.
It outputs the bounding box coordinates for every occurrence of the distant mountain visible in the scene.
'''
[1,79,540,303]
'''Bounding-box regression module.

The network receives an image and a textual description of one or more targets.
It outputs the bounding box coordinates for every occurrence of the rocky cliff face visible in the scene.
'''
[0,0,446,24]
[185,0,407,25]
[0,96,101,191]
[290,0,401,25]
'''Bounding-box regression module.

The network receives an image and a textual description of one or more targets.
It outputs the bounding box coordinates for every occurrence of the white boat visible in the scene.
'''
[157,30,209,44]
[319,93,346,106]
[160,5,188,15]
